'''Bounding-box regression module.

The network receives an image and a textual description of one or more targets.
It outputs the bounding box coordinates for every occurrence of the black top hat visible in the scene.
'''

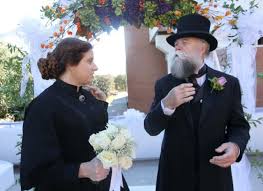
[166,14,218,51]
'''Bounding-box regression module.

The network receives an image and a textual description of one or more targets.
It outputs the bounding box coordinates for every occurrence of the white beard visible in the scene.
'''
[170,51,202,79]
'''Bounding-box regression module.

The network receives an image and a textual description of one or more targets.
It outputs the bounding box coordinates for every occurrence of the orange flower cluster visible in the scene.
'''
[139,0,144,11]
[225,11,231,16]
[50,20,73,38]
[215,16,224,21]
[41,0,241,50]
[174,10,182,17]
[40,42,54,49]
[194,4,201,12]
[58,6,66,14]
[67,31,73,35]
[104,16,111,25]
[153,20,161,28]
[76,21,82,33]
[167,27,173,34]
[98,0,106,5]
[213,25,221,32]
[87,32,93,39]
[200,7,209,15]
[41,4,74,49]
[229,19,237,26]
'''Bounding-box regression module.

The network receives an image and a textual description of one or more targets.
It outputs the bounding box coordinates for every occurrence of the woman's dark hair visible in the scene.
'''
[38,37,93,80]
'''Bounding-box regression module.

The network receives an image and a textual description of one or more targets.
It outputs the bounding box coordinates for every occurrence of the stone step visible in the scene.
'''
[0,160,15,191]
[130,185,155,191]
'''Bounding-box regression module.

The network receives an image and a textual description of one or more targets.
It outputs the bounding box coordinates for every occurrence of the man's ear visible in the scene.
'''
[200,41,209,56]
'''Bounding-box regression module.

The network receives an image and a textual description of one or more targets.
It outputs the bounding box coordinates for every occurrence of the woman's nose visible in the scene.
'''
[93,63,98,71]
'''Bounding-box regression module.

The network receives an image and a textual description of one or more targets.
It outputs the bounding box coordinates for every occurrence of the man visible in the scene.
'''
[144,14,250,191]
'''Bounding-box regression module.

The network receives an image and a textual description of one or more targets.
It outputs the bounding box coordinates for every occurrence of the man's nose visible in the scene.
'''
[175,43,181,51]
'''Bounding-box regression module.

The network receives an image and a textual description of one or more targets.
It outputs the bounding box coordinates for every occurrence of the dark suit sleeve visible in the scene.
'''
[144,80,172,136]
[227,78,250,162]
[20,100,81,190]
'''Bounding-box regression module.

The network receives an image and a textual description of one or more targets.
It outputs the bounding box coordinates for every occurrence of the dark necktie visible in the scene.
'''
[188,64,207,88]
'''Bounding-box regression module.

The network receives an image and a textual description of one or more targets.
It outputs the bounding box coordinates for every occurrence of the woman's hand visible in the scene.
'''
[79,157,109,181]
[83,85,107,102]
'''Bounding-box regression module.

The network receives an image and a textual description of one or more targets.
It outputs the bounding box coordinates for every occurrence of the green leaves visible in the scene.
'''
[79,7,101,33]
[112,0,125,16]
[0,43,33,121]
[245,112,263,128]
[144,1,158,28]
[257,73,263,79]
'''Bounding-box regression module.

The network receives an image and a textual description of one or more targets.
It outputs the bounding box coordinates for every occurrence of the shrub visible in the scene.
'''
[114,75,127,91]
[92,75,114,97]
[0,43,33,121]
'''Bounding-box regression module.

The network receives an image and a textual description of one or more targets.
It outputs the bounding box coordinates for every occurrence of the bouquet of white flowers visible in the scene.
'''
[89,123,135,191]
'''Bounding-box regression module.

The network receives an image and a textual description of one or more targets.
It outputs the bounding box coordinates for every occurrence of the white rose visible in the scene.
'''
[97,151,118,169]
[119,156,133,170]
[119,128,132,139]
[106,124,119,136]
[89,134,100,150]
[111,134,126,150]
[89,132,111,150]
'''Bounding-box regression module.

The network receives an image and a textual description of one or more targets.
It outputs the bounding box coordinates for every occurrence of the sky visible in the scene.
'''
[0,0,126,75]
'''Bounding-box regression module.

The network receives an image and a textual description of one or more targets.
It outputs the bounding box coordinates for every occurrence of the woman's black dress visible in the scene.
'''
[20,79,129,191]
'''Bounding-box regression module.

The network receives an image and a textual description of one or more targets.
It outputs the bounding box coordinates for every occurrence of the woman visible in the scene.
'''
[20,38,129,191]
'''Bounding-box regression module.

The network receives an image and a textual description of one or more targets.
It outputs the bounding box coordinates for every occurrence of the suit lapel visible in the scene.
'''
[167,75,194,129]
[167,70,218,129]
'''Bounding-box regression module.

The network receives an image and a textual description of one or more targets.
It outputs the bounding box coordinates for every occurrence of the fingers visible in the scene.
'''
[90,158,110,181]
[179,89,195,99]
[95,169,109,181]
[210,153,232,168]
[179,83,194,89]
[176,84,195,102]
[84,85,96,90]
[177,84,195,93]
[210,143,237,168]
[215,143,228,153]
[164,83,196,108]
[84,85,100,95]
[210,153,231,163]
[84,86,106,101]
[182,96,194,103]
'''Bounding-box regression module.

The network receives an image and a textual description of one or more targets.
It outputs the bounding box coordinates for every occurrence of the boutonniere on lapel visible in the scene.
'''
[208,76,227,93]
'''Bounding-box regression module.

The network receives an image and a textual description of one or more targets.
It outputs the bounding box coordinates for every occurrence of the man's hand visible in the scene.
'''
[210,142,240,168]
[162,83,195,109]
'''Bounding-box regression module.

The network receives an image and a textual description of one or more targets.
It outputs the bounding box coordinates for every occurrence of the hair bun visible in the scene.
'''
[37,52,60,80]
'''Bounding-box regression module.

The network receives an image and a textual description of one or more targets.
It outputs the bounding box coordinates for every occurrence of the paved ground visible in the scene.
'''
[7,159,263,191]
[107,92,128,117]
[123,159,263,191]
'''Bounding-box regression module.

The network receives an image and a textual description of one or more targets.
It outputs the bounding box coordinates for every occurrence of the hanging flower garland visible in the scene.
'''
[40,0,258,49]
